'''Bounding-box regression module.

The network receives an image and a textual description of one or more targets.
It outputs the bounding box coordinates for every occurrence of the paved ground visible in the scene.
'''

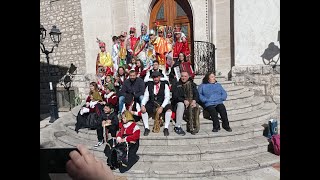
[48,167,279,180]
[41,112,280,180]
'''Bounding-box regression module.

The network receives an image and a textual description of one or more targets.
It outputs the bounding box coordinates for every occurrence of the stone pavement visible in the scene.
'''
[48,167,279,180]
[40,109,280,180]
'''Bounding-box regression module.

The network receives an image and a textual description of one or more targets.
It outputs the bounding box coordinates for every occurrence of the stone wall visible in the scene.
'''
[211,0,232,78]
[232,65,280,106]
[40,0,86,113]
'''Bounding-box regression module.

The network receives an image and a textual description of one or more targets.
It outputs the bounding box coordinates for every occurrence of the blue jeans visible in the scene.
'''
[118,96,125,114]
[138,95,143,104]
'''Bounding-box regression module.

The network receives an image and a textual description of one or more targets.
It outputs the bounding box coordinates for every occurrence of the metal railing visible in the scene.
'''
[192,41,216,75]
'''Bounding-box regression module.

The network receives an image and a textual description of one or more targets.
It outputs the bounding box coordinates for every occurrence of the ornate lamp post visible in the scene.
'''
[40,24,61,123]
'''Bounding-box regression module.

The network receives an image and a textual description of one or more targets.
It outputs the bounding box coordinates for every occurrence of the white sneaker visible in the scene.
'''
[80,109,84,115]
[94,141,104,148]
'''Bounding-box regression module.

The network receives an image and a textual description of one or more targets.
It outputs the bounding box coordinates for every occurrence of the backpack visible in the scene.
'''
[271,134,280,155]
[264,119,278,138]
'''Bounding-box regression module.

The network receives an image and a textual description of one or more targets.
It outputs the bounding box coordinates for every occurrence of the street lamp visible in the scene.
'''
[40,24,62,123]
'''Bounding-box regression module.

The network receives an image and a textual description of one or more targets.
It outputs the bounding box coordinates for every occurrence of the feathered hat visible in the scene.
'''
[174,26,182,34]
[130,27,136,33]
[141,23,148,31]
[154,21,166,36]
[149,29,156,35]
[120,31,127,37]
[166,26,173,34]
[96,38,106,47]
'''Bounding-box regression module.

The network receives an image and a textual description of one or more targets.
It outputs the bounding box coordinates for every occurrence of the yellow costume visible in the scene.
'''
[98,52,113,68]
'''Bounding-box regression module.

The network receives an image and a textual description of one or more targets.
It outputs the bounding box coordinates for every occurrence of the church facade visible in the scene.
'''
[40,0,280,112]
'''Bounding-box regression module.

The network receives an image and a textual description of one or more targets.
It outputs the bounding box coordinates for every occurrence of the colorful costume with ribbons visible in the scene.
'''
[134,23,149,67]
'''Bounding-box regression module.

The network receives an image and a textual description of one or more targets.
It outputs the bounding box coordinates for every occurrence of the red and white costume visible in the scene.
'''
[116,122,140,143]
[173,26,190,59]
[104,91,118,107]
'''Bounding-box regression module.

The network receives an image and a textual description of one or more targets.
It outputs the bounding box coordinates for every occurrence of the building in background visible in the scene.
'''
[40,0,280,113]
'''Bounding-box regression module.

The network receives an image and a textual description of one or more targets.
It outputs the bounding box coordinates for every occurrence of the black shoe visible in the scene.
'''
[223,127,232,132]
[212,128,219,132]
[174,127,186,136]
[163,128,169,136]
[144,128,150,136]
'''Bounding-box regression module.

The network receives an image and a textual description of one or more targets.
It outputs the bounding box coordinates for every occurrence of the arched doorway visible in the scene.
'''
[149,0,193,62]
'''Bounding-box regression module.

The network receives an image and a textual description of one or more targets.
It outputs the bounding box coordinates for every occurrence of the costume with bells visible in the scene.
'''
[104,110,140,172]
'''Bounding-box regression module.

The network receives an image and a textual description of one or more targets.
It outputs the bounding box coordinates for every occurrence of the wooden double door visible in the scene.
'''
[149,0,193,60]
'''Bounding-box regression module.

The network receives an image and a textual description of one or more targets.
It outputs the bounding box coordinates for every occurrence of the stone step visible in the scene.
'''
[224,96,265,115]
[67,103,276,141]
[56,131,269,161]
[224,91,255,106]
[200,102,277,127]
[62,120,265,146]
[136,136,269,162]
[137,102,276,127]
[223,86,247,96]
[111,152,279,178]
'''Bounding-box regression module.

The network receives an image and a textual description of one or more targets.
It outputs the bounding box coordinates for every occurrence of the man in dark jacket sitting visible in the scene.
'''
[118,70,145,115]
[171,71,200,135]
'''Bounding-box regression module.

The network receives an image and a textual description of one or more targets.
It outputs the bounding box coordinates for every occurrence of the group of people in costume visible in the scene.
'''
[75,23,232,173]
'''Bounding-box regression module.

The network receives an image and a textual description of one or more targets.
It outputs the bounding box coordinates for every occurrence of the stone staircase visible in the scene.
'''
[43,75,280,179]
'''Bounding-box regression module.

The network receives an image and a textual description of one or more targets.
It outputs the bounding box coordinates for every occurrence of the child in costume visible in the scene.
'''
[104,110,140,172]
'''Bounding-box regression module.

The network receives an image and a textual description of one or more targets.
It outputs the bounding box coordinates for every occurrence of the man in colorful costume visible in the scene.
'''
[126,27,138,65]
[133,23,149,67]
[96,39,113,75]
[119,31,128,67]
[153,23,169,73]
[173,26,190,61]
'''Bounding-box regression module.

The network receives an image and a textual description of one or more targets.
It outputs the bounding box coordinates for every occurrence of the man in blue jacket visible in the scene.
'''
[198,72,232,132]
